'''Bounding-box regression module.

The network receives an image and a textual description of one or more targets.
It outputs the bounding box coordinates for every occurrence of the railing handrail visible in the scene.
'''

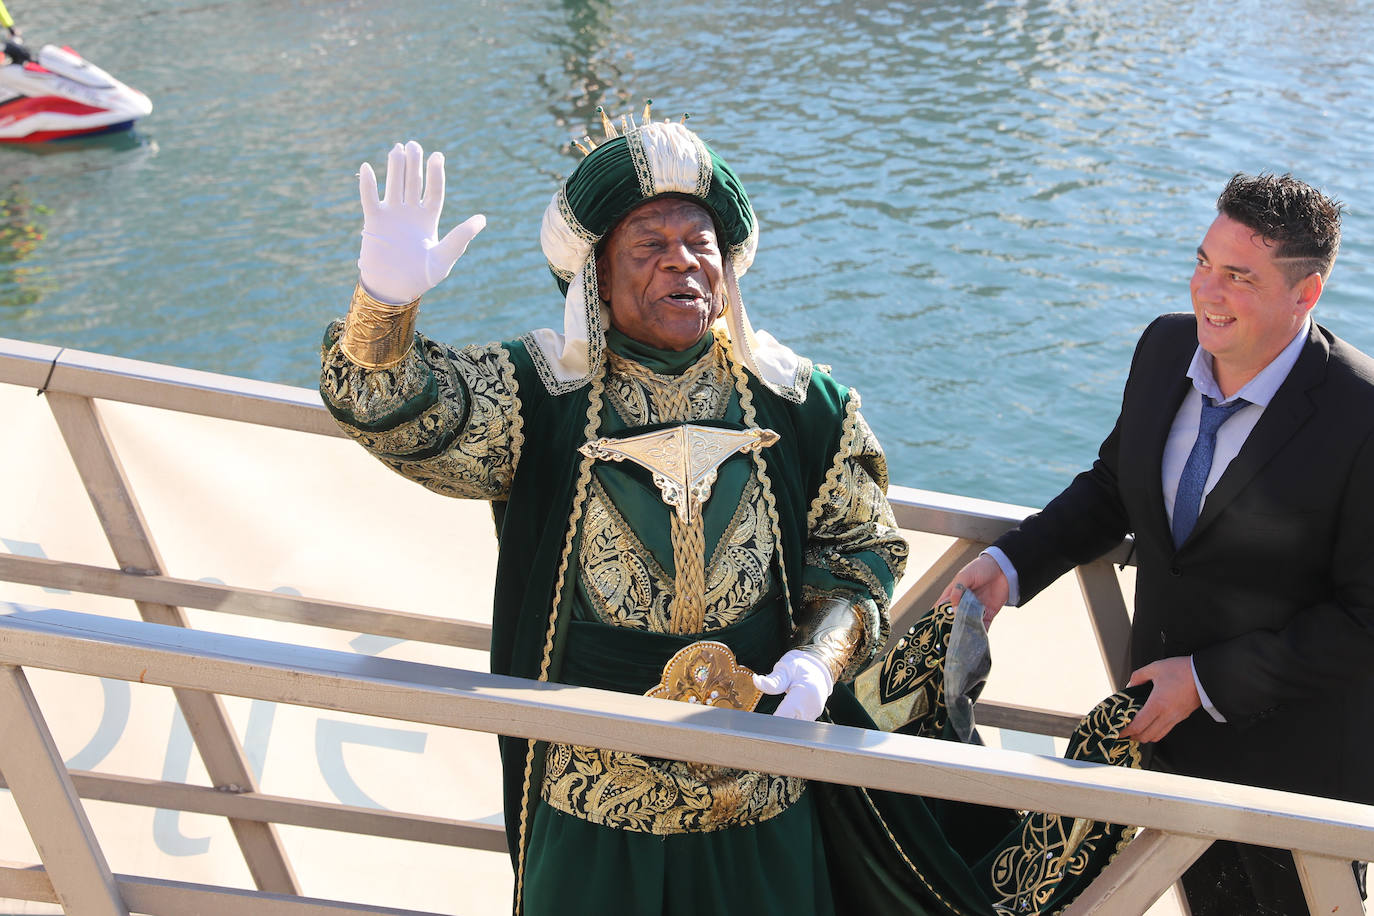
[0,336,339,438]
[0,337,1133,555]
[2,606,1372,862]
[0,551,1084,738]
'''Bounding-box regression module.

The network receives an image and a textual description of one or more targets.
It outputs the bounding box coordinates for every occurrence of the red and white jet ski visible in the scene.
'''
[0,36,152,143]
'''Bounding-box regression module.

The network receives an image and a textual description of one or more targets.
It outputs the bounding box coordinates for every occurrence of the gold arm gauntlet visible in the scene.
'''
[340,283,420,369]
[790,595,870,685]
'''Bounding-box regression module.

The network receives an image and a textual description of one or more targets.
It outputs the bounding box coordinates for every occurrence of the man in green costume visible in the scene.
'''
[320,109,1147,915]
[320,108,907,915]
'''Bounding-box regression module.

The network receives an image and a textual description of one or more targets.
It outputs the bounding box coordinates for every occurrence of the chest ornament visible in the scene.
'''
[580,424,780,634]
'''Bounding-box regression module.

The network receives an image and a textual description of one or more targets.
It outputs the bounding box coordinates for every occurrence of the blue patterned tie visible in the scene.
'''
[1172,395,1248,546]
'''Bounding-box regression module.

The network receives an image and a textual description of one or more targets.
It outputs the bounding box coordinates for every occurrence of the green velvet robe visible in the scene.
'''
[320,322,1147,916]
[321,323,906,914]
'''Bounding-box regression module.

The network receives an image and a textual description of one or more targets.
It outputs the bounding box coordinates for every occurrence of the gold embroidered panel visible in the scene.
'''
[605,342,731,427]
[702,474,776,626]
[541,742,805,835]
[579,474,777,632]
[580,476,674,630]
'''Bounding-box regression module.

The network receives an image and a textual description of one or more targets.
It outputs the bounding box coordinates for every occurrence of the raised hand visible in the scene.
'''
[357,140,486,305]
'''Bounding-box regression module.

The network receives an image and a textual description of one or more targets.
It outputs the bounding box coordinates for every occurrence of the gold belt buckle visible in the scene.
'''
[645,640,762,712]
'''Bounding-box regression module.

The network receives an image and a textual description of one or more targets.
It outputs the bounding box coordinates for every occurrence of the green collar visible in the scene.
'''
[605,327,714,375]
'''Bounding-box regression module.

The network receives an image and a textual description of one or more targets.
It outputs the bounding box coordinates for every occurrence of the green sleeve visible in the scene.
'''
[319,319,524,500]
[801,393,909,675]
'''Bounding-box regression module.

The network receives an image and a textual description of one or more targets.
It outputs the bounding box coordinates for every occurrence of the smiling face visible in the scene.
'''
[597,198,725,352]
[1190,213,1323,396]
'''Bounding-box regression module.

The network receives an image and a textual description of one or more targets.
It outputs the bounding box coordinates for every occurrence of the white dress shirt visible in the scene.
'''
[986,316,1311,721]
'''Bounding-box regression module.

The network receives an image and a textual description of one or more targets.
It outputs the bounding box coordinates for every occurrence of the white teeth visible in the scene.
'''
[1204,311,1234,326]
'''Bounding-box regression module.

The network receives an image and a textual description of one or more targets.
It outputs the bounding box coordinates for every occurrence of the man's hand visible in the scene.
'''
[357,140,486,304]
[753,650,834,721]
[1120,656,1201,743]
[937,554,1009,627]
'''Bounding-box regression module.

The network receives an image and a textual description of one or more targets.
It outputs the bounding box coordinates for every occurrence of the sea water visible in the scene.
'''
[2,0,1372,506]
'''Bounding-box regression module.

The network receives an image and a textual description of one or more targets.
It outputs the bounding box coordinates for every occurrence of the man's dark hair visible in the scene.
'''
[1216,172,1343,284]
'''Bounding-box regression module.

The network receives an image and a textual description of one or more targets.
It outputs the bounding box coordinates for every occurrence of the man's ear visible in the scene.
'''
[595,252,610,303]
[1295,271,1323,316]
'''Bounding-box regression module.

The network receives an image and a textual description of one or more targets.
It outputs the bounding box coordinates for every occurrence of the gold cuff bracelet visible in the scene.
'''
[339,283,420,370]
[791,597,867,684]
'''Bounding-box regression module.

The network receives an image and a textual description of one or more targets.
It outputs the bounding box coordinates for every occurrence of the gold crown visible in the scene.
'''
[573,99,691,156]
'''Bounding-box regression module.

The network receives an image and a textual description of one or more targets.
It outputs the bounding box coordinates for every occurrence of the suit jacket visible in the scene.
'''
[995,313,1374,804]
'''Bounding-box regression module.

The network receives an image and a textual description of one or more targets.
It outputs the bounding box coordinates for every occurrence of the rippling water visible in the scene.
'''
[3,0,1373,506]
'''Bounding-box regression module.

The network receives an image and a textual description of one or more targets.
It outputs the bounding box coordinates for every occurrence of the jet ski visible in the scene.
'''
[0,21,152,143]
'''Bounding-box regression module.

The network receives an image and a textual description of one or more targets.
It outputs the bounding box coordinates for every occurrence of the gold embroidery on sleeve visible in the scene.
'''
[323,336,523,501]
[803,391,908,624]
[376,341,523,499]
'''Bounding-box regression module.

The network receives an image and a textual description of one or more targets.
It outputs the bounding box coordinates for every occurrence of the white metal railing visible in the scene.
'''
[0,337,1369,915]
[3,607,1372,915]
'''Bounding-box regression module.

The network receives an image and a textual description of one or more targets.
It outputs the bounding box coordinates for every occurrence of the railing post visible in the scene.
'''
[1294,851,1364,914]
[1061,829,1211,916]
[0,664,129,916]
[43,391,300,895]
[884,536,984,649]
[1074,558,1133,690]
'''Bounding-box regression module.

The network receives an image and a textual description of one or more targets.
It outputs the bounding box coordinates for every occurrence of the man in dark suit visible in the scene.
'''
[942,172,1374,915]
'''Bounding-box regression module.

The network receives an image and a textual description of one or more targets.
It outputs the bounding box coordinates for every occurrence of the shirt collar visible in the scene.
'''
[1186,315,1311,407]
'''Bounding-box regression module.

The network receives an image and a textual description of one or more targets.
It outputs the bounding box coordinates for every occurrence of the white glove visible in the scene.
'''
[357,140,486,305]
[753,650,835,721]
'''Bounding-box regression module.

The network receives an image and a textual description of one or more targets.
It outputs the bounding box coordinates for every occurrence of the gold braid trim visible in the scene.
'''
[491,344,526,482]
[340,283,420,370]
[852,786,987,916]
[727,348,793,622]
[625,127,657,200]
[806,388,862,532]
[690,132,714,200]
[555,185,599,251]
[668,512,707,634]
[801,385,905,628]
[513,369,606,915]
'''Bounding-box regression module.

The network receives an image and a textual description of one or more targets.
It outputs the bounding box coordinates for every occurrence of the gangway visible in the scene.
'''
[0,338,1369,914]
